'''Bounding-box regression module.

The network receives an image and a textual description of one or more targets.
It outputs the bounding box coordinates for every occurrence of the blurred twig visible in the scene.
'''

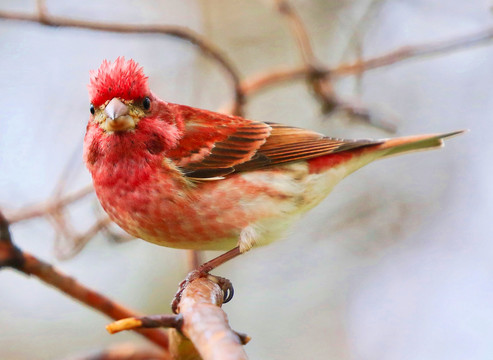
[0,2,245,116]
[64,343,170,360]
[235,24,493,131]
[240,26,493,92]
[271,0,397,130]
[333,27,493,75]
[338,0,387,96]
[6,185,93,224]
[4,184,111,260]
[0,210,170,352]
[186,250,202,271]
[274,0,338,113]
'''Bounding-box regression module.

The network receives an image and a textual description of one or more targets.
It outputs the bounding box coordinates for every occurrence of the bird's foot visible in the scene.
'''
[171,269,234,314]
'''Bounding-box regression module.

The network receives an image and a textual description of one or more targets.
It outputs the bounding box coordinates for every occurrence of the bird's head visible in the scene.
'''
[85,58,184,170]
[87,57,153,133]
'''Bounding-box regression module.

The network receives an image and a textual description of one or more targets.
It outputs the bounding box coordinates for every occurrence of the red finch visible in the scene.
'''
[84,58,462,306]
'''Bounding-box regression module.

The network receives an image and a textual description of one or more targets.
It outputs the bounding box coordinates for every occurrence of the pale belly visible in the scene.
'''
[95,159,363,251]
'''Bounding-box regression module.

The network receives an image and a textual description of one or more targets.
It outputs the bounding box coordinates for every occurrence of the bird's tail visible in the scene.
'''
[375,130,466,159]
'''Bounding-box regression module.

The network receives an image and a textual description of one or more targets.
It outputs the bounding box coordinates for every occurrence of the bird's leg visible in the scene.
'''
[197,246,242,272]
[171,246,241,314]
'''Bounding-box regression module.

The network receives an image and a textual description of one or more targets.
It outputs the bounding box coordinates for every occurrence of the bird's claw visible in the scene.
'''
[171,270,234,314]
[215,275,234,304]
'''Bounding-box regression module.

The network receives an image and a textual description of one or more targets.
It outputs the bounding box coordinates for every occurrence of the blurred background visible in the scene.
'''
[0,0,491,359]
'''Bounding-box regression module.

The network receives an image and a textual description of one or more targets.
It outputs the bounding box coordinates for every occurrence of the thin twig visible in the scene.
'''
[5,185,94,223]
[0,5,245,116]
[53,215,113,260]
[274,0,338,112]
[186,250,202,271]
[333,26,493,75]
[240,26,493,96]
[274,0,316,63]
[107,314,183,334]
[64,343,171,360]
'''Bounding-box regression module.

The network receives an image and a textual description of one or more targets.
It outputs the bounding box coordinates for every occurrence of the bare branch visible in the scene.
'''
[0,211,170,351]
[241,26,493,96]
[273,0,338,112]
[107,277,249,360]
[333,27,493,76]
[186,250,202,271]
[53,215,113,260]
[5,185,94,224]
[106,277,250,360]
[274,0,316,63]
[0,6,245,116]
[173,277,249,360]
[107,314,182,334]
[64,343,171,360]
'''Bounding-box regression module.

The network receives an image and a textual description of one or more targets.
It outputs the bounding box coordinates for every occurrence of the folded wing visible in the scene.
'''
[167,105,381,179]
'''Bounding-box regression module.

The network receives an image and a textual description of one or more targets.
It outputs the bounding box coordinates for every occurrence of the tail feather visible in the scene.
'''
[376,130,466,158]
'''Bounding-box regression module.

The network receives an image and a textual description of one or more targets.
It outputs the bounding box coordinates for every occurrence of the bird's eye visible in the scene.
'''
[143,97,151,110]
[90,104,95,115]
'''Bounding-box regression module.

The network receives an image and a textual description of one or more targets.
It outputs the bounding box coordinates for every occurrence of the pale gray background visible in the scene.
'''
[0,0,491,359]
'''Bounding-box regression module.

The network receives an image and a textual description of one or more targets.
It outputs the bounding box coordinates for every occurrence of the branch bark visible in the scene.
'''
[171,277,249,360]
[106,277,250,360]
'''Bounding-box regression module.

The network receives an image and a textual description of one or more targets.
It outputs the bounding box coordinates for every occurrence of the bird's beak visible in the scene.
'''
[104,98,135,132]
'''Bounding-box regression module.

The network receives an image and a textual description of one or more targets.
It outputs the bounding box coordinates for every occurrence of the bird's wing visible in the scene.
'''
[167,105,380,179]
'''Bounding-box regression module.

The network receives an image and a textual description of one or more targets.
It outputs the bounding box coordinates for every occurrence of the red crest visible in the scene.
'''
[88,57,149,107]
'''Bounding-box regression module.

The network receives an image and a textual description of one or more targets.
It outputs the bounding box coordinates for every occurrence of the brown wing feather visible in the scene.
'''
[234,123,380,172]
[175,113,381,179]
[184,123,271,178]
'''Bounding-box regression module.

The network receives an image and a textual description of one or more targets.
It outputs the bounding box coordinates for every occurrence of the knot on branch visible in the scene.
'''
[0,211,25,270]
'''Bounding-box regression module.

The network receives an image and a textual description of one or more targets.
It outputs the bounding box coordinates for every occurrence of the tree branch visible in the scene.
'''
[173,277,249,360]
[333,26,493,76]
[106,277,250,360]
[273,0,338,112]
[242,26,493,96]
[64,343,171,360]
[0,211,170,352]
[5,185,94,224]
[0,5,245,116]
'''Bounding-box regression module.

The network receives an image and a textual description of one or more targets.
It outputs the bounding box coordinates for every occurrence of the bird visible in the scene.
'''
[84,57,462,309]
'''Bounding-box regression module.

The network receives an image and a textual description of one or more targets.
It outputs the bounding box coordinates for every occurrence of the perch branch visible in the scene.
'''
[0,4,245,116]
[107,277,250,360]
[174,277,250,360]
